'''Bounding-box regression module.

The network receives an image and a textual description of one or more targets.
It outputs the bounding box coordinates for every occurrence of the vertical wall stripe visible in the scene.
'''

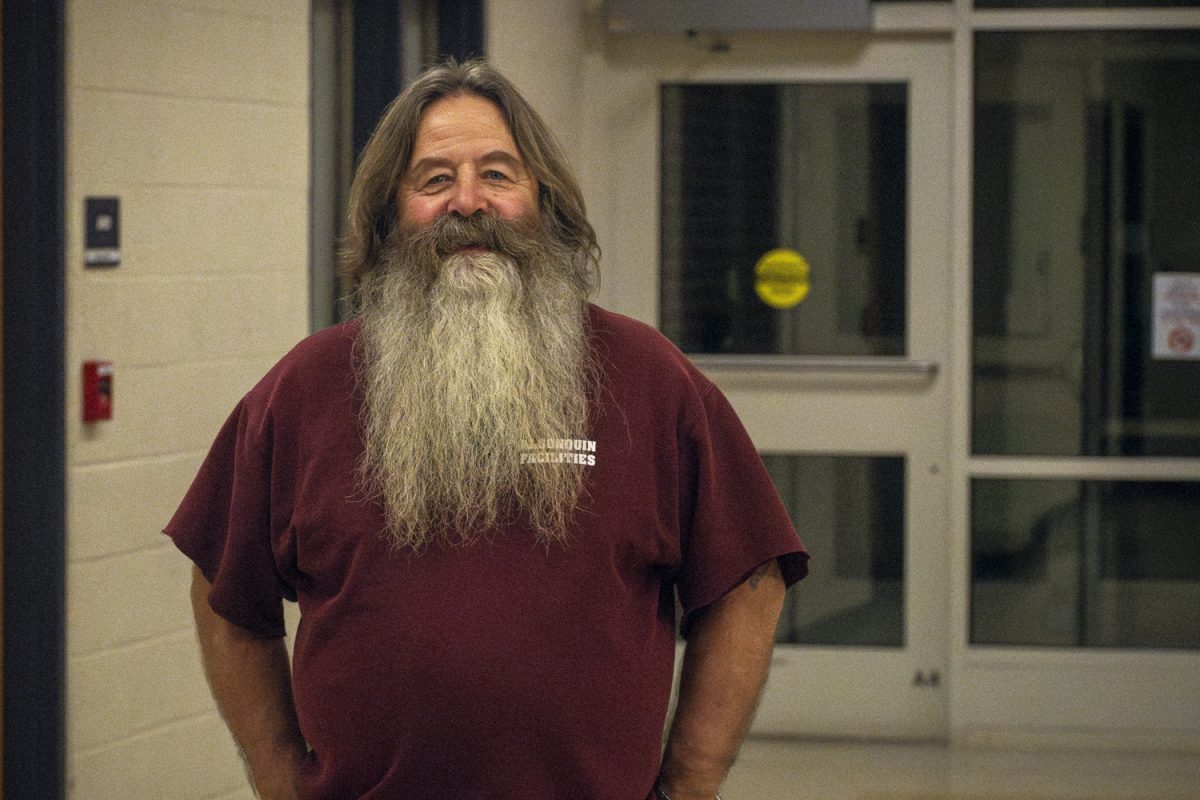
[2,1,67,797]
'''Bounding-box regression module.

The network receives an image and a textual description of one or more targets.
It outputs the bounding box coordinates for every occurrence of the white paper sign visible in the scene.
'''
[1153,273,1200,360]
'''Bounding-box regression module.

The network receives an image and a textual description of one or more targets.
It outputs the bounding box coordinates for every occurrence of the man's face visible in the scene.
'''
[396,93,540,238]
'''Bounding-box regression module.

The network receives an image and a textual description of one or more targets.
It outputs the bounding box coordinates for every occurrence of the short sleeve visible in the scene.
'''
[164,399,290,638]
[675,381,809,619]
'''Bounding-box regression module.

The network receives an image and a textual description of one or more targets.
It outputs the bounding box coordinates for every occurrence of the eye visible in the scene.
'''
[483,169,509,181]
[425,174,451,186]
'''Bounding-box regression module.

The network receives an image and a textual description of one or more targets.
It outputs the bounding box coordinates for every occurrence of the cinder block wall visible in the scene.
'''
[64,2,310,797]
[487,0,585,167]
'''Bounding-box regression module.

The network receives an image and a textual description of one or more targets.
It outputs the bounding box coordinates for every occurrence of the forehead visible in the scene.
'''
[408,93,522,167]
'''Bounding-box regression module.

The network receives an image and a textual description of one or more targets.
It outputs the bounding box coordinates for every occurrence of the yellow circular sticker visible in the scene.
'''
[754,248,810,310]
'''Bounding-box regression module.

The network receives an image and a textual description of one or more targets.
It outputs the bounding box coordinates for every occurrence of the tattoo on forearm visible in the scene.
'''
[747,561,773,590]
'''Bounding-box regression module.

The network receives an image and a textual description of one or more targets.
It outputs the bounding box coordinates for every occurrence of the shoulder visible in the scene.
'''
[586,305,726,439]
[245,319,361,412]
[587,305,714,395]
[276,319,361,375]
[587,304,672,352]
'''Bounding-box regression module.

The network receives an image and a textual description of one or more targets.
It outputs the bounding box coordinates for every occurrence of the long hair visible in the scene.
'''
[341,58,599,289]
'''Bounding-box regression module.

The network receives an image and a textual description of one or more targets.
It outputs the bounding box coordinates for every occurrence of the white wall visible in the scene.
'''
[486,0,653,320]
[486,0,587,166]
[64,1,310,796]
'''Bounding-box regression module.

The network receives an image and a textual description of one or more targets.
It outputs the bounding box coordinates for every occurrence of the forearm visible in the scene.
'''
[190,566,306,799]
[658,560,786,800]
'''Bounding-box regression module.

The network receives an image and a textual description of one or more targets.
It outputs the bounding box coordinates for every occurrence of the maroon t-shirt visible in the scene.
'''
[166,305,808,800]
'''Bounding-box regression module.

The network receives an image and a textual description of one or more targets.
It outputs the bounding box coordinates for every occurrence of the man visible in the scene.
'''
[167,59,808,800]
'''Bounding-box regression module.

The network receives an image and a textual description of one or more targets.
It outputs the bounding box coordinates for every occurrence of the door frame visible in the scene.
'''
[947,10,1200,751]
[580,2,1200,752]
[581,31,955,739]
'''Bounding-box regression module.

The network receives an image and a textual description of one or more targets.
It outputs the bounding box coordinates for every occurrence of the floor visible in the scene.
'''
[721,738,1200,800]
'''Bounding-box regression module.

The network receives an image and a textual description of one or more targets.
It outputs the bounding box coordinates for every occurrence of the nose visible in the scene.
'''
[446,174,489,218]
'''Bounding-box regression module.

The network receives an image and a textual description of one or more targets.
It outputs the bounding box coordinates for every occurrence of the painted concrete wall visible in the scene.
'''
[64,2,309,796]
[486,0,657,321]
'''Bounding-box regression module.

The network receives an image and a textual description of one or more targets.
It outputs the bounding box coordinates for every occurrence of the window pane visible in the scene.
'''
[973,31,1200,456]
[971,478,1200,649]
[767,454,905,647]
[661,83,907,356]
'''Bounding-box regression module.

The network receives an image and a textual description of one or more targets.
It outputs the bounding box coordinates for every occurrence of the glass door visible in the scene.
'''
[962,27,1200,746]
[582,35,953,738]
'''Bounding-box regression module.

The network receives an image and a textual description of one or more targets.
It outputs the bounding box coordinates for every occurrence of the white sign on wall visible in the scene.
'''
[1153,272,1200,360]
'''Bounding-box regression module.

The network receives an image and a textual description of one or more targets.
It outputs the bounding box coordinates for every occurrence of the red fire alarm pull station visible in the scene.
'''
[83,361,114,422]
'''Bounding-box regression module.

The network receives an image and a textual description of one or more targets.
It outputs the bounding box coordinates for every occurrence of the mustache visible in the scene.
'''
[402,213,547,262]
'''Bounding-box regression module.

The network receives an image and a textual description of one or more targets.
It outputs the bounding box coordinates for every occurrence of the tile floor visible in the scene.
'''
[720,738,1200,800]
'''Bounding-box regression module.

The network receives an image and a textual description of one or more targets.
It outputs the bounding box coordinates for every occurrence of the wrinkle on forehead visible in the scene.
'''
[407,95,526,172]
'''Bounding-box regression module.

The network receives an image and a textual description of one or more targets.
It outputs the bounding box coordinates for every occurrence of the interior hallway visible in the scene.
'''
[722,738,1200,799]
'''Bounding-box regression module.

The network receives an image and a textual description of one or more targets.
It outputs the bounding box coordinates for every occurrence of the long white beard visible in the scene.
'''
[356,216,594,551]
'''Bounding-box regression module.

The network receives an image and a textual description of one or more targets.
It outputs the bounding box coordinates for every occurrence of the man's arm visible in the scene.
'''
[190,566,307,800]
[656,559,787,800]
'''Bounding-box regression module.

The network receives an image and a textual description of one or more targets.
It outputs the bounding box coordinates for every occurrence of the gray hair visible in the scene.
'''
[341,58,599,287]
